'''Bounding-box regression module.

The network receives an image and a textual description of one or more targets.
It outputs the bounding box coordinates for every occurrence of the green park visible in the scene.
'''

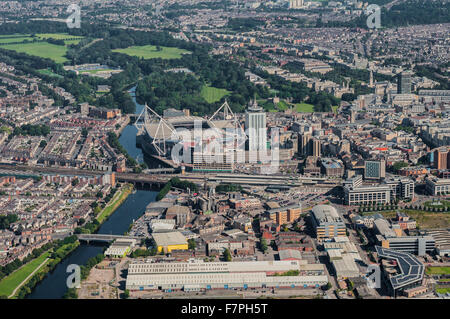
[112,45,190,60]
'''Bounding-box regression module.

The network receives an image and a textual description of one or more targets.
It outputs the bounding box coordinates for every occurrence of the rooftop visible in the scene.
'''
[152,231,187,247]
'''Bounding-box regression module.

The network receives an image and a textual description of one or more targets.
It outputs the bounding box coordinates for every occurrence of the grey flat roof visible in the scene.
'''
[375,246,424,290]
[152,231,187,247]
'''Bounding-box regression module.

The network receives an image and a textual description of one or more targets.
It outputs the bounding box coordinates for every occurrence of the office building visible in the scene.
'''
[320,158,344,177]
[385,177,415,201]
[373,217,435,256]
[433,147,449,170]
[299,133,311,156]
[289,0,304,9]
[245,99,267,153]
[425,177,450,195]
[310,205,346,240]
[379,236,435,256]
[344,176,414,205]
[375,246,425,297]
[364,160,385,180]
[267,203,302,225]
[397,71,412,94]
[344,184,391,205]
[312,138,321,157]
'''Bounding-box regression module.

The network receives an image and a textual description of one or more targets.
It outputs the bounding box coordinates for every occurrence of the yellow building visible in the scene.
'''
[153,231,188,253]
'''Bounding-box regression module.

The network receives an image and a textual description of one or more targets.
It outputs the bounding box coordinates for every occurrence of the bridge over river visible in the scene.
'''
[76,234,143,243]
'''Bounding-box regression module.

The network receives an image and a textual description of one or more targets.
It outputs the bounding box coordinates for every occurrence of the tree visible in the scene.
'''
[392,161,408,173]
[188,239,196,250]
[71,178,79,186]
[260,238,268,253]
[223,248,232,262]
[123,289,130,299]
[81,127,89,138]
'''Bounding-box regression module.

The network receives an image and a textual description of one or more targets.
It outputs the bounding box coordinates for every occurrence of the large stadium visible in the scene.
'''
[135,102,246,171]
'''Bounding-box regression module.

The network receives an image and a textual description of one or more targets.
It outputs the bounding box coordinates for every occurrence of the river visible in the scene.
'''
[26,86,157,299]
[118,86,145,164]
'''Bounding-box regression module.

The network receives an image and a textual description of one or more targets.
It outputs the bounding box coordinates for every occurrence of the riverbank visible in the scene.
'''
[1,238,80,299]
[0,252,51,298]
[96,183,134,224]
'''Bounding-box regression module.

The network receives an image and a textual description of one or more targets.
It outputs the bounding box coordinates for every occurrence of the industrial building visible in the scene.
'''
[324,237,362,279]
[125,259,328,292]
[104,238,136,258]
[152,231,188,253]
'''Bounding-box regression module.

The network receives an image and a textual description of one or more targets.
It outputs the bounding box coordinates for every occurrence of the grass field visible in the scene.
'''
[1,42,69,63]
[294,103,315,112]
[332,105,339,114]
[0,251,50,297]
[200,85,230,103]
[0,37,35,44]
[276,100,290,111]
[426,267,450,276]
[112,45,190,60]
[37,69,64,78]
[436,286,450,294]
[0,33,85,63]
[64,39,83,45]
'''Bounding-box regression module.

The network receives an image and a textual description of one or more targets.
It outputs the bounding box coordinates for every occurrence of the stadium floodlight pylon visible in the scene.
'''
[209,100,247,150]
[134,103,179,157]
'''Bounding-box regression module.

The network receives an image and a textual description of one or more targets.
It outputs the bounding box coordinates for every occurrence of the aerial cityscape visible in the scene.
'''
[0,0,449,304]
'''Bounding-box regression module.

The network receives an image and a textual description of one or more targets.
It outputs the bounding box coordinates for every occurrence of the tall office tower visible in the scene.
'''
[365,159,386,180]
[433,147,449,170]
[312,138,321,157]
[245,99,267,152]
[289,0,304,9]
[397,71,412,94]
[299,133,311,156]
[350,109,356,123]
